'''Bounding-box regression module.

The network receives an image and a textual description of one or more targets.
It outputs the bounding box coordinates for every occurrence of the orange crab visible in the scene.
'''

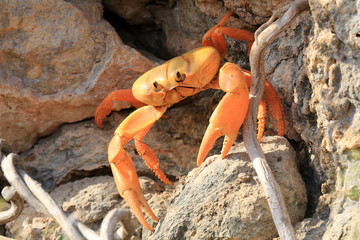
[95,12,284,231]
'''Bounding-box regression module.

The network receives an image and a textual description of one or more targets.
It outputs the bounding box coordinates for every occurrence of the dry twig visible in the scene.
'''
[1,153,50,216]
[243,0,310,239]
[0,186,24,225]
[100,208,131,240]
[0,140,25,225]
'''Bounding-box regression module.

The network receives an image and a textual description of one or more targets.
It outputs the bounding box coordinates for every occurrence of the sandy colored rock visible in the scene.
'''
[58,176,122,227]
[295,159,360,239]
[143,136,307,239]
[0,0,155,152]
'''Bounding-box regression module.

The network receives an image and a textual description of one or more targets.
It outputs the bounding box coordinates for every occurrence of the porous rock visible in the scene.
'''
[304,0,360,179]
[289,0,360,238]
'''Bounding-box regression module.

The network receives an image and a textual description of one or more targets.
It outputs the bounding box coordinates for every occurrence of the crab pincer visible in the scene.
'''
[107,105,169,231]
[197,63,250,166]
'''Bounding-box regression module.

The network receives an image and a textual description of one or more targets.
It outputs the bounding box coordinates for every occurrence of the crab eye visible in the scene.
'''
[153,81,158,88]
[175,72,186,82]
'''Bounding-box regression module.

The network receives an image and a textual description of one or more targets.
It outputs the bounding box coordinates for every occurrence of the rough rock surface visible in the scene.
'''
[297,0,359,238]
[259,0,360,237]
[305,0,360,180]
[143,136,307,240]
[0,0,155,152]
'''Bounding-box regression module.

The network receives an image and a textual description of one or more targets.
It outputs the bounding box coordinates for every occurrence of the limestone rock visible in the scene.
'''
[143,136,307,240]
[304,0,360,180]
[320,162,360,240]
[291,0,360,238]
[0,0,155,152]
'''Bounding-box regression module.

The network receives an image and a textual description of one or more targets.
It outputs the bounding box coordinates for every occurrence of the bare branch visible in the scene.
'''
[0,140,24,225]
[243,0,310,239]
[1,153,50,216]
[18,169,85,240]
[77,222,101,240]
[0,186,24,225]
[100,208,131,240]
[0,152,84,240]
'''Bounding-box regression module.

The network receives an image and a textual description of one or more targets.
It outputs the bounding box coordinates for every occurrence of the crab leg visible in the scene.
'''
[109,143,157,231]
[109,105,167,231]
[197,63,249,166]
[257,99,267,140]
[95,89,146,128]
[202,12,255,58]
[264,80,285,136]
[202,11,234,47]
[134,125,173,185]
[206,27,255,57]
[243,69,284,139]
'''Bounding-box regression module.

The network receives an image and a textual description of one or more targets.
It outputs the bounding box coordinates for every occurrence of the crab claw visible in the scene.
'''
[197,63,250,166]
[109,134,158,231]
[95,89,146,128]
[107,105,168,231]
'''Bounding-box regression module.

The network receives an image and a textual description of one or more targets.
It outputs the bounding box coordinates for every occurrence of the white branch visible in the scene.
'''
[0,186,24,225]
[243,0,310,239]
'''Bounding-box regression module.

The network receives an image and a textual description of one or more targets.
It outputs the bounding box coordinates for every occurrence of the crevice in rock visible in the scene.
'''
[102,8,174,60]
[137,170,178,185]
[55,166,113,188]
[289,139,322,218]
